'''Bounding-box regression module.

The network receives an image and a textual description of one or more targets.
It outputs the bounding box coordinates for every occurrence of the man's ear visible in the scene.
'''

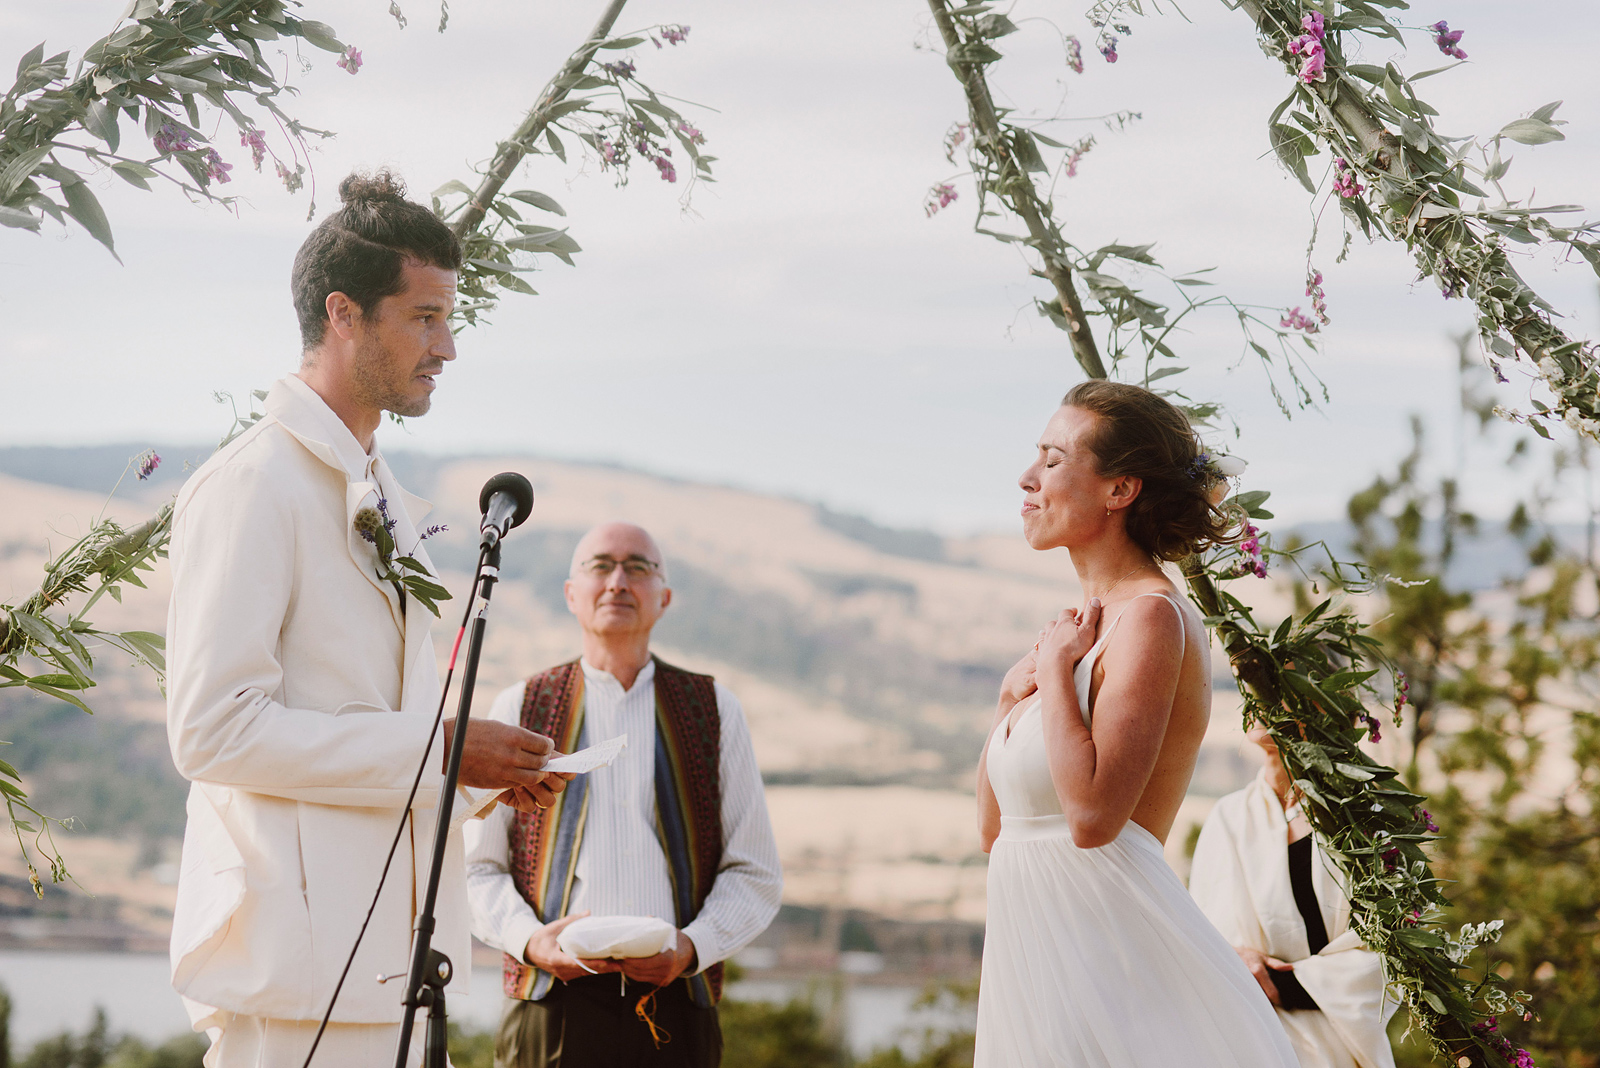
[324,291,362,342]
[659,587,673,612]
[563,579,578,616]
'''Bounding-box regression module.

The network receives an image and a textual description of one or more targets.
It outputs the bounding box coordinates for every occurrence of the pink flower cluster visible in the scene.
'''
[1360,712,1383,743]
[925,182,959,217]
[1429,20,1467,60]
[1381,844,1400,870]
[1333,157,1364,199]
[1281,307,1320,334]
[336,46,363,74]
[1306,268,1329,325]
[1417,806,1438,833]
[136,450,161,481]
[1221,524,1268,579]
[153,122,194,155]
[943,122,970,163]
[1064,35,1084,74]
[204,148,232,184]
[652,24,689,48]
[1473,1019,1535,1068]
[1394,669,1410,717]
[601,58,636,78]
[650,149,677,183]
[1099,35,1119,63]
[240,129,267,170]
[676,121,705,146]
[276,160,304,192]
[1287,11,1326,83]
[1063,136,1095,178]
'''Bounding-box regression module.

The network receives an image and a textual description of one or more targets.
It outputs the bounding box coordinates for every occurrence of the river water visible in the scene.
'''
[0,951,953,1059]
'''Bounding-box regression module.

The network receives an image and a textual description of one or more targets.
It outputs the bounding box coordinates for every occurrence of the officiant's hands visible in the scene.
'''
[443,718,573,812]
[1233,946,1294,1006]
[614,930,697,987]
[524,912,599,981]
[524,915,698,986]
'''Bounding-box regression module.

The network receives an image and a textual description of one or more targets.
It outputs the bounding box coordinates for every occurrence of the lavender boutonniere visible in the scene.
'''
[353,497,451,618]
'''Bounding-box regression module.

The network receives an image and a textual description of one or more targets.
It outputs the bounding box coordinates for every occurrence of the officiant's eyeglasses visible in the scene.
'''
[578,555,662,579]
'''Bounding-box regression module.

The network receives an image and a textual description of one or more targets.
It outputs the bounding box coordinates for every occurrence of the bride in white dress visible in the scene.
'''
[974,381,1300,1067]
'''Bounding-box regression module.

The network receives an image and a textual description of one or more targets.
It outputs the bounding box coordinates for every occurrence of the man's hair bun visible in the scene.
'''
[337,169,408,207]
[291,168,462,350]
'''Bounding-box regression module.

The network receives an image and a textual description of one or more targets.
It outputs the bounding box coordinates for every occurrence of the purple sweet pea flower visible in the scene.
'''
[136,450,161,481]
[1430,20,1467,60]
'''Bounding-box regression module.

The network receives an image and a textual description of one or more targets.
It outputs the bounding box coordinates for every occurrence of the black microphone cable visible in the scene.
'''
[299,543,490,1068]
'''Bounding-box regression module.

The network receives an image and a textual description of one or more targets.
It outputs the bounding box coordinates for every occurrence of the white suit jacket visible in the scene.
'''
[166,375,470,1026]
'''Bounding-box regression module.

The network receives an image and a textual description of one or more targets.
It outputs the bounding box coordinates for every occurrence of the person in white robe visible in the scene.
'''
[166,171,566,1068]
[1190,726,1398,1068]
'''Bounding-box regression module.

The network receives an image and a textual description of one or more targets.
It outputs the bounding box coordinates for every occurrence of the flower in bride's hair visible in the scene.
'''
[1212,454,1247,478]
[354,506,384,545]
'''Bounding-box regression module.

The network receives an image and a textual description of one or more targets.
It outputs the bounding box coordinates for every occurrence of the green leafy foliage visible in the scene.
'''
[720,997,843,1068]
[927,1,1324,417]
[1223,0,1600,443]
[0,471,171,899]
[432,15,714,327]
[1,1,348,253]
[10,1004,206,1068]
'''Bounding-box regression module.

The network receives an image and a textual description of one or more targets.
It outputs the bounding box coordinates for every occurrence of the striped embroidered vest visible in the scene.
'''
[502,657,725,1007]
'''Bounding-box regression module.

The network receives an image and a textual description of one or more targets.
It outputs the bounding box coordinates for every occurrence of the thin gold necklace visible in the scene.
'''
[1095,561,1153,602]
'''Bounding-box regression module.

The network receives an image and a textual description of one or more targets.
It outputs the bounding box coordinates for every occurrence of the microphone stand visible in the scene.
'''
[392,536,502,1068]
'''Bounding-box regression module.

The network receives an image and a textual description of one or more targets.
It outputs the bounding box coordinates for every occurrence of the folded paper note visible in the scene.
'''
[543,734,628,774]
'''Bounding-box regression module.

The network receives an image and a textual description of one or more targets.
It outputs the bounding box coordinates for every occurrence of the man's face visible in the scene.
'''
[564,523,672,641]
[350,260,458,418]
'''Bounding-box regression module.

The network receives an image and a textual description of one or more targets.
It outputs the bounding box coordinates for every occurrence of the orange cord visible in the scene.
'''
[634,987,672,1049]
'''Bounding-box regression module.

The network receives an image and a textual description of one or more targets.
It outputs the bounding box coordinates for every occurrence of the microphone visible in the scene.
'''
[478,472,535,548]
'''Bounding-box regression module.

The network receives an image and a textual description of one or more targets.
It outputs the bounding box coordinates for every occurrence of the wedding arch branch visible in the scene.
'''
[1220,0,1600,443]
[925,1,1325,420]
[925,3,1533,1066]
[431,0,715,326]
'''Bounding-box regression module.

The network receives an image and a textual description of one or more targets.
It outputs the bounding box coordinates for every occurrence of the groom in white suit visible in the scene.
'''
[166,171,567,1067]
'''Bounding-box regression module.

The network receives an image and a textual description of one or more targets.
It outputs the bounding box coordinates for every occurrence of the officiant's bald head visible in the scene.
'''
[565,522,672,641]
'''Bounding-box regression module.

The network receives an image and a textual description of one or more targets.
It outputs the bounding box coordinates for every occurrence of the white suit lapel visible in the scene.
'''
[372,455,441,715]
[267,377,407,637]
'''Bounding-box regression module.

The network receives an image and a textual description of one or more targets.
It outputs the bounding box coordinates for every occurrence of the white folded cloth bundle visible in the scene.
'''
[556,915,676,960]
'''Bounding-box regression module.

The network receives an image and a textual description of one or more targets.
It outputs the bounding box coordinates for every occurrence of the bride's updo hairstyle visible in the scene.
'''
[1062,380,1240,561]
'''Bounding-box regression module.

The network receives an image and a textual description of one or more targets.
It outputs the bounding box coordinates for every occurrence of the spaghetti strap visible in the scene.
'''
[1073,590,1187,724]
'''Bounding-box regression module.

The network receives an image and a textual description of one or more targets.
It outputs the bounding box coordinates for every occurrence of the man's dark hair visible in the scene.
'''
[291,170,463,350]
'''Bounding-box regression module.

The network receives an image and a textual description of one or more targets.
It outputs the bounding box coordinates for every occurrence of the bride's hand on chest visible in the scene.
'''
[999,647,1040,710]
[1036,599,1104,683]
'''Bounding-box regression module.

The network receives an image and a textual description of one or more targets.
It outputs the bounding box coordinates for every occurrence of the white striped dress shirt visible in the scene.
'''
[463,658,782,974]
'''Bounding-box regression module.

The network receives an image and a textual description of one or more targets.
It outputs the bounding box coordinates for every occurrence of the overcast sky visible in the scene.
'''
[3,0,1598,532]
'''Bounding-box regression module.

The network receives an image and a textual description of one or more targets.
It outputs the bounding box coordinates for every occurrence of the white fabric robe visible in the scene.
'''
[1190,772,1397,1068]
[166,375,471,1028]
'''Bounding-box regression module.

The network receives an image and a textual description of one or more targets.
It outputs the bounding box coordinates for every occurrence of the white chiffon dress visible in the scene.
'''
[974,591,1301,1067]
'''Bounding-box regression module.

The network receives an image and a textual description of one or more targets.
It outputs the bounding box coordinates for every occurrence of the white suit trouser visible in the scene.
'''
[203,1014,445,1068]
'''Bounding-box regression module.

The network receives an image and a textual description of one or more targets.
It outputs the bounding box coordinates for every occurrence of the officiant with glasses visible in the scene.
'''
[465,521,782,1068]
